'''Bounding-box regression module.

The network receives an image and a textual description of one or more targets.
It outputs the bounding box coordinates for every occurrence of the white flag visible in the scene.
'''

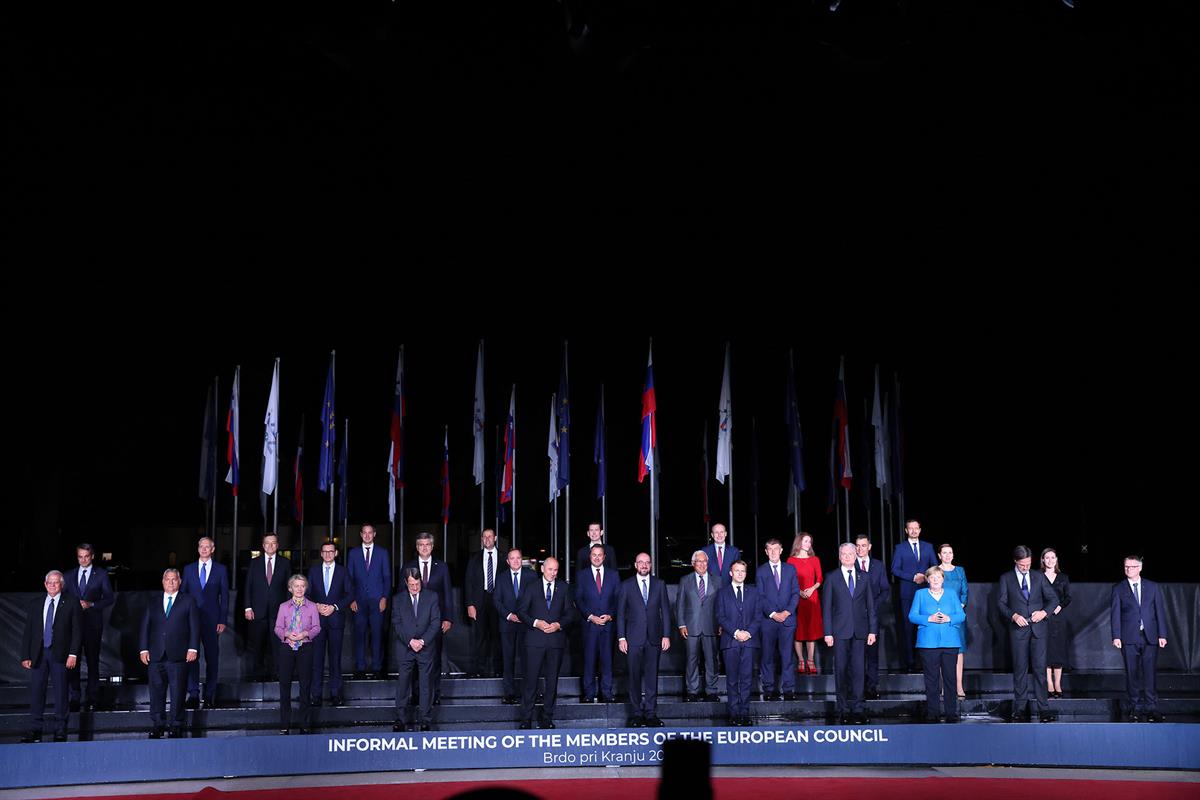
[262,359,280,496]
[715,343,733,484]
[548,393,560,502]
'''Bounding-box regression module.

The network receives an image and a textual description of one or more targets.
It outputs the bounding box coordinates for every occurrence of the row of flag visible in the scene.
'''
[199,344,904,534]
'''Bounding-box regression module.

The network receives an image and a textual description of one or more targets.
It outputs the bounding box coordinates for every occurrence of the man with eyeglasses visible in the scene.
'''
[1111,555,1168,722]
[308,539,350,706]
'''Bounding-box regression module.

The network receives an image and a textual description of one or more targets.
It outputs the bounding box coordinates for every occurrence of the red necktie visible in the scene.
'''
[423,561,429,586]
[595,569,602,593]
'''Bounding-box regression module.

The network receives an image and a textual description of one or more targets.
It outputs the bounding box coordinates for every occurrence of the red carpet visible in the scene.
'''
[47,778,1199,800]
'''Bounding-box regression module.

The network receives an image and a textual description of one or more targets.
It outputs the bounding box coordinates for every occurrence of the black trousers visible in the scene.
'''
[245,617,278,679]
[69,621,103,703]
[29,649,70,736]
[521,645,564,722]
[396,646,435,725]
[469,594,500,676]
[1123,631,1159,713]
[277,641,314,730]
[920,647,958,719]
[148,659,187,733]
[832,636,866,715]
[626,643,661,716]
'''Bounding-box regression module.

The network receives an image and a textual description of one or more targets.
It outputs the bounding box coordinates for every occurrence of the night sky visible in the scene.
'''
[10,4,1191,588]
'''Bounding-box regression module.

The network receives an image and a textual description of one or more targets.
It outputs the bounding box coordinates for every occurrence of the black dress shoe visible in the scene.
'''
[645,716,665,728]
[742,716,755,726]
[353,671,367,681]
[298,728,310,735]
[944,715,961,723]
[1010,712,1030,723]
[83,702,97,713]
[331,696,344,707]
[311,698,323,708]
[148,730,164,740]
[855,713,870,725]
[865,689,881,700]
[680,693,694,703]
[433,697,441,706]
[168,730,184,739]
[783,692,797,702]
[1147,711,1164,723]
[1040,713,1056,723]
[603,696,620,704]
[704,694,720,703]
[519,721,532,729]
[279,729,290,735]
[420,723,432,731]
[185,697,199,710]
[53,733,68,742]
[628,716,645,728]
[393,723,407,732]
[540,719,556,730]
[20,733,42,743]
[1129,712,1142,723]
[69,700,81,713]
[579,696,596,704]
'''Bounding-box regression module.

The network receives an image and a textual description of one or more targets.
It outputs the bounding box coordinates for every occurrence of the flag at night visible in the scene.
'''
[828,355,853,509]
[441,427,450,524]
[225,367,240,497]
[500,387,515,505]
[318,352,336,493]
[638,345,657,484]
[262,359,280,497]
[557,344,570,492]
[715,343,732,485]
[473,341,485,487]
[199,382,217,502]
[293,415,305,523]
[785,350,806,494]
[594,386,606,500]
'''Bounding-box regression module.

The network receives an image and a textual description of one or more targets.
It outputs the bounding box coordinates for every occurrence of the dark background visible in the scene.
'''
[8,1,1192,588]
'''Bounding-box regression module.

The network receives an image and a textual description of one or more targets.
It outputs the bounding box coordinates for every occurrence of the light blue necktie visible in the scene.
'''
[325,565,332,595]
[200,562,208,589]
[641,579,649,605]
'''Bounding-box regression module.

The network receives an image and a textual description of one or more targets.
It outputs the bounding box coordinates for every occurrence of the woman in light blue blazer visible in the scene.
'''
[936,544,968,699]
[909,566,966,722]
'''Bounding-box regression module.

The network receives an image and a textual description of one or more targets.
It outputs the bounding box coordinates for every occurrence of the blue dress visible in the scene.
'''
[940,566,968,654]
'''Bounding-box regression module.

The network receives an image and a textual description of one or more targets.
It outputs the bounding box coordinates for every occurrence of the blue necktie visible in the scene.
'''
[43,597,55,648]
[545,582,553,607]
[79,570,87,594]
[486,552,494,592]
[641,579,649,605]
[325,565,332,595]
[1020,572,1029,601]
[513,572,519,597]
[773,564,780,589]
[848,569,855,595]
[165,595,174,618]
[200,562,208,589]
[912,542,919,560]
[736,586,743,605]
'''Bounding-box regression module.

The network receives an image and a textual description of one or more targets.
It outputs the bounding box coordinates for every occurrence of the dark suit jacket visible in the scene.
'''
[243,554,292,619]
[997,568,1059,639]
[891,540,938,598]
[858,557,888,607]
[517,578,576,649]
[392,591,442,649]
[755,561,800,629]
[62,566,115,633]
[1111,579,1167,643]
[139,593,200,662]
[347,545,392,603]
[494,568,537,630]
[575,544,618,576]
[716,584,762,650]
[464,549,503,612]
[21,594,83,667]
[574,565,620,622]
[404,559,454,624]
[823,566,877,640]
[675,571,724,636]
[181,560,230,626]
[701,543,742,577]
[307,562,351,629]
[617,576,673,645]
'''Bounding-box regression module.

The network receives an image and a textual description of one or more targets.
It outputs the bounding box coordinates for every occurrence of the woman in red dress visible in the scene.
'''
[788,532,823,674]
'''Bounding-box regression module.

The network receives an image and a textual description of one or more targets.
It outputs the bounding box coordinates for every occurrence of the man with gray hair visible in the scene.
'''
[675,550,723,702]
[20,570,82,742]
[140,569,199,738]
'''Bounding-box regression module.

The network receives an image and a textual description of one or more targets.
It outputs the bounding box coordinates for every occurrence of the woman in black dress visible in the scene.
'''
[1041,548,1071,698]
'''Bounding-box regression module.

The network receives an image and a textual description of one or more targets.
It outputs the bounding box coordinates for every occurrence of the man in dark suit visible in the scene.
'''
[403,531,453,701]
[517,556,576,729]
[181,536,229,708]
[701,522,740,579]
[464,528,502,679]
[823,543,878,724]
[494,548,535,705]
[575,522,617,576]
[675,549,724,702]
[756,539,800,701]
[20,570,82,743]
[307,539,350,706]
[997,544,1059,723]
[347,523,392,680]
[1111,555,1169,722]
[575,542,620,703]
[392,567,442,731]
[618,552,673,727]
[62,542,115,712]
[891,519,938,672]
[140,568,199,739]
[716,561,760,726]
[242,532,291,681]
[855,535,888,699]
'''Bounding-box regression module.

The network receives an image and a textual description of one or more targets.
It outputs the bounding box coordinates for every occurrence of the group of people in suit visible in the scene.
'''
[19,519,1172,741]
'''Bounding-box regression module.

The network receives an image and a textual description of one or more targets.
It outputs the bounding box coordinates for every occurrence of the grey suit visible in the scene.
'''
[675,570,724,697]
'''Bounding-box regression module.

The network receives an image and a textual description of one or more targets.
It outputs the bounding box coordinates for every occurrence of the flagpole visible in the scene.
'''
[494,425,501,535]
[212,375,220,540]
[273,358,281,534]
[230,365,241,584]
[600,384,607,534]
[751,415,759,560]
[399,485,405,578]
[443,424,449,561]
[563,341,570,582]
[512,385,518,549]
[478,339,486,538]
[649,448,657,577]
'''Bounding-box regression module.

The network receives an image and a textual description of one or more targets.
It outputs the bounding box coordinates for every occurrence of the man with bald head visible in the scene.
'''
[618,552,673,727]
[516,557,576,729]
[494,549,536,705]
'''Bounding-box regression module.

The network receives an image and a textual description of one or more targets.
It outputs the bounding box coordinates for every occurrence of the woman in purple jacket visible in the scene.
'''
[275,574,321,735]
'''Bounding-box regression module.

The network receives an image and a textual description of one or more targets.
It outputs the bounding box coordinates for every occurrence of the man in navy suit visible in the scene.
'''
[824,543,878,724]
[307,539,350,706]
[494,548,536,705]
[575,522,617,576]
[242,532,291,681]
[1111,555,1169,722]
[756,539,800,701]
[701,522,741,579]
[575,543,620,703]
[855,535,888,699]
[20,570,82,743]
[517,556,576,729]
[675,549,724,702]
[347,523,392,680]
[891,519,937,671]
[618,552,673,727]
[140,568,199,739]
[392,568,442,731]
[716,560,760,726]
[998,544,1059,722]
[181,536,229,708]
[403,531,453,702]
[62,542,115,712]
[464,529,502,679]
